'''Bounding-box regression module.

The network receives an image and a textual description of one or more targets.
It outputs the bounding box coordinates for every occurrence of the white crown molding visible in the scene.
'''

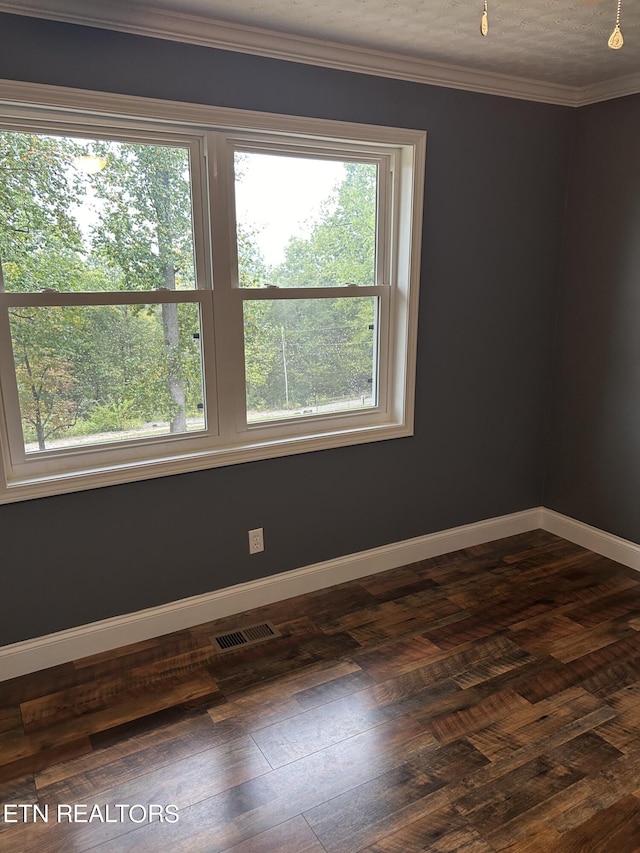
[0,0,597,107]
[574,72,640,107]
[0,508,541,681]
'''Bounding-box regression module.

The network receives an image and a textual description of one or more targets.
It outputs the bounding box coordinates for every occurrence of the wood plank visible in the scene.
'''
[550,731,622,775]
[594,682,640,753]
[356,633,518,684]
[314,598,411,633]
[21,649,221,732]
[491,823,562,852]
[359,803,493,852]
[485,745,640,849]
[0,774,37,826]
[501,538,584,564]
[550,747,640,833]
[251,688,406,768]
[0,663,79,708]
[467,687,609,761]
[346,605,465,646]
[430,688,531,744]
[360,564,430,596]
[456,705,617,803]
[354,634,445,681]
[208,660,364,730]
[423,596,561,651]
[407,738,489,782]
[565,587,640,629]
[515,632,640,703]
[217,815,326,853]
[303,764,450,852]
[1,671,219,776]
[454,756,584,834]
[509,614,590,656]
[35,712,239,798]
[451,647,535,688]
[0,731,92,785]
[550,794,640,853]
[293,668,375,709]
[0,707,22,736]
[73,631,213,675]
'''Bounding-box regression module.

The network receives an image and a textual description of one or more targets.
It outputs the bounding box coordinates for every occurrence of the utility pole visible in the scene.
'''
[280,325,289,408]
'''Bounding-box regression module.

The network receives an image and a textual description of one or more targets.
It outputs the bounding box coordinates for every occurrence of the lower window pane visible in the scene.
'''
[244,297,377,423]
[9,303,205,452]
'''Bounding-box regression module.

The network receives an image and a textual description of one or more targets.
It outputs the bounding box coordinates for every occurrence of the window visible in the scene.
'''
[0,82,425,503]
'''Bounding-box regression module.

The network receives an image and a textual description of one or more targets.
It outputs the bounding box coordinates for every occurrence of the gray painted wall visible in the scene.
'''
[0,14,573,646]
[545,94,640,543]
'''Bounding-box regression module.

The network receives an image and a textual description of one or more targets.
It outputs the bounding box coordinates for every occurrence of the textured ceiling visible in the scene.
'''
[3,0,640,89]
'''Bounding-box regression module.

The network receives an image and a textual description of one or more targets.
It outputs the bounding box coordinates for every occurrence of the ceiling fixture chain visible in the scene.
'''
[608,0,624,49]
[479,0,625,50]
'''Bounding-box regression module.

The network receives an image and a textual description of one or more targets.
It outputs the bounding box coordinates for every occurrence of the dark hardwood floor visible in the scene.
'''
[3,530,640,851]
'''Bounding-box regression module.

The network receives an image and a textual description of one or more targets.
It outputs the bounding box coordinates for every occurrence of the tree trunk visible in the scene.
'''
[35,418,46,451]
[158,165,187,434]
[24,350,47,450]
[161,300,186,433]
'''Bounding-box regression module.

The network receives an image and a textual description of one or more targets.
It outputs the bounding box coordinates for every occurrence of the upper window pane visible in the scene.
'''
[234,152,378,288]
[0,132,196,293]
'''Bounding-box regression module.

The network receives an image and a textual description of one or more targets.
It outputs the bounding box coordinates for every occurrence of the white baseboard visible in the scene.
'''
[540,509,640,573]
[3,506,638,683]
[0,507,542,681]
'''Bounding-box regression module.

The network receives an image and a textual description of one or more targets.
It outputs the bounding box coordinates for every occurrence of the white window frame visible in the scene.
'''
[0,81,426,504]
[224,136,394,437]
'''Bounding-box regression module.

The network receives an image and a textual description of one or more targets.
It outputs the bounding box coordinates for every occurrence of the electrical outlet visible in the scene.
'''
[248,527,264,554]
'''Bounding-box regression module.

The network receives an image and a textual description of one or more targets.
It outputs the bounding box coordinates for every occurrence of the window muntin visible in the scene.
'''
[0,86,424,503]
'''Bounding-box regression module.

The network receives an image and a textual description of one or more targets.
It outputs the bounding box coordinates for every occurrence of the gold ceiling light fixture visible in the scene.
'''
[480,0,488,36]
[479,0,624,49]
[608,0,624,49]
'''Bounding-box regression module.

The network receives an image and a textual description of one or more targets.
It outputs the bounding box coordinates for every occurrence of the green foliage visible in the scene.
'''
[238,224,268,288]
[0,132,84,288]
[4,250,116,293]
[68,400,143,436]
[10,306,82,449]
[88,141,195,291]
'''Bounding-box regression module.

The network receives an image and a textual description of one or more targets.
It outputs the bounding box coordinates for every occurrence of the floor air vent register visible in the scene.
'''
[210,621,280,653]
